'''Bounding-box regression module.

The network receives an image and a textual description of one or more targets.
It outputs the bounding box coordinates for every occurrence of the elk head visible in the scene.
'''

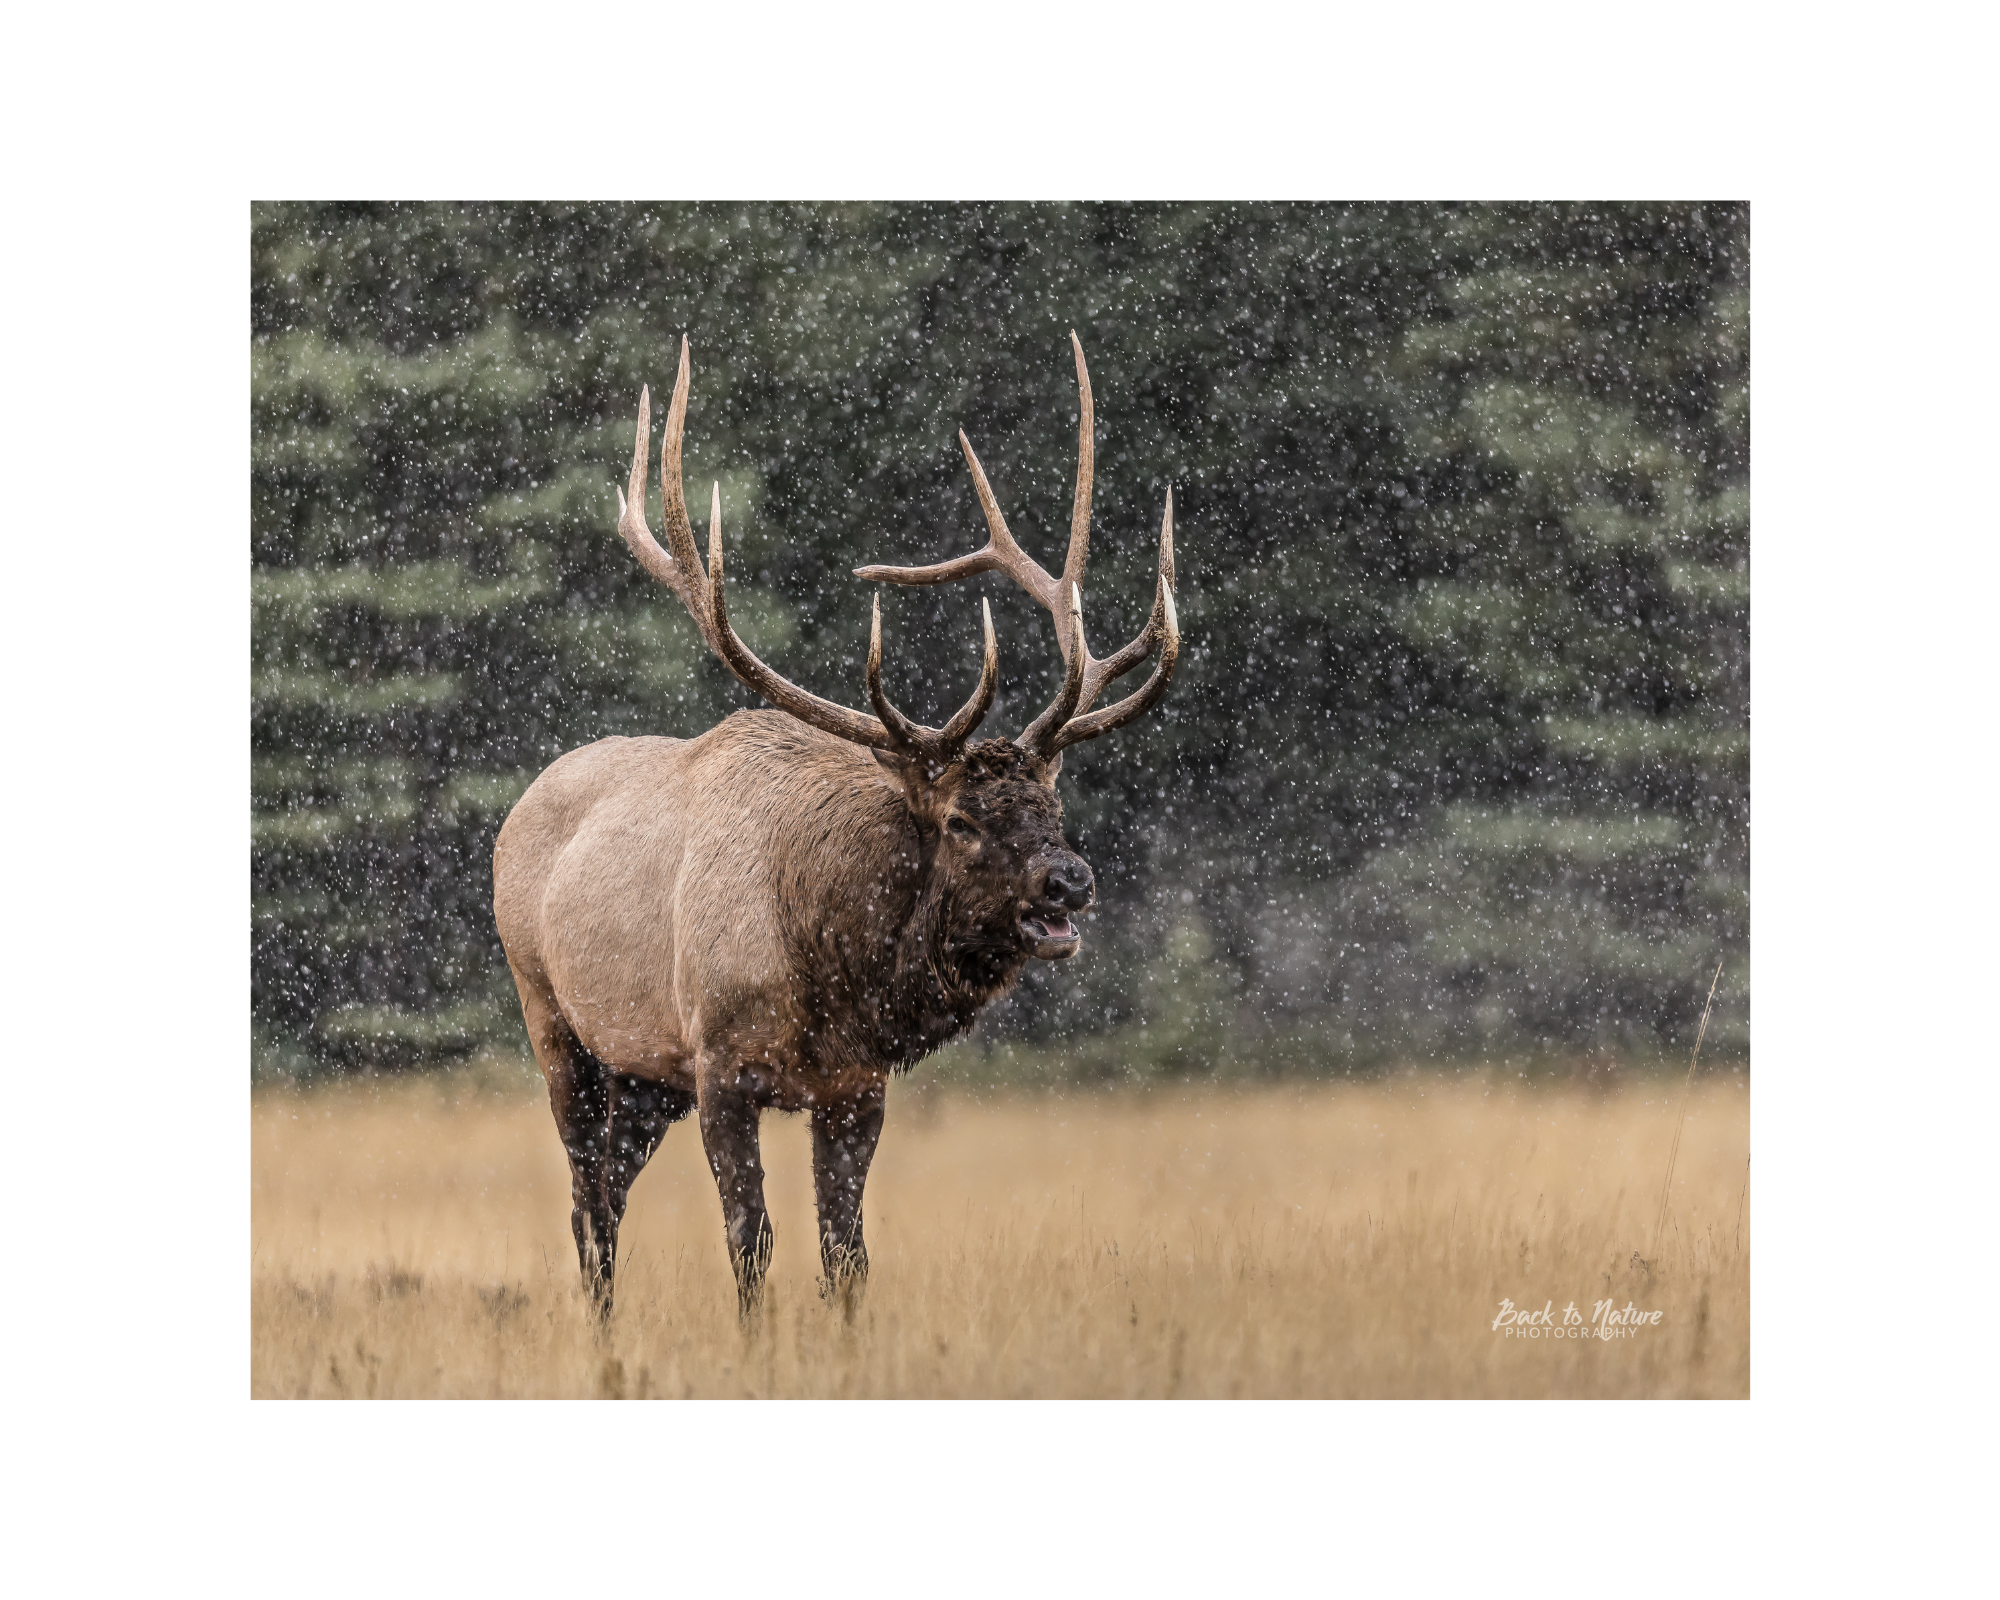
[613,332,1179,976]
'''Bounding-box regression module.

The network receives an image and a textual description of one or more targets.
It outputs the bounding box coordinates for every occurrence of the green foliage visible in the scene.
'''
[251,203,1748,1071]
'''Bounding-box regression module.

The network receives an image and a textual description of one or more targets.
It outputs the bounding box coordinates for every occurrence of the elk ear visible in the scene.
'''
[1039,751,1063,787]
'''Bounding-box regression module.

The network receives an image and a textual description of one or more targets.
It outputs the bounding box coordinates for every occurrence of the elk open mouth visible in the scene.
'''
[1022,910,1082,960]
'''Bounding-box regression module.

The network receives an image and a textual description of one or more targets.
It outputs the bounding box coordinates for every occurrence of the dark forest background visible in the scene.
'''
[251,202,1748,1079]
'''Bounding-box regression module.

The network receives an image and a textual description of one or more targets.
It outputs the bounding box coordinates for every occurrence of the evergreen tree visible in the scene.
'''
[251,202,1747,1074]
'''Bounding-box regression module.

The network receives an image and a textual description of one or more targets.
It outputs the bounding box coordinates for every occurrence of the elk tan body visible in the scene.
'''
[494,333,1178,1315]
[498,717,1002,1103]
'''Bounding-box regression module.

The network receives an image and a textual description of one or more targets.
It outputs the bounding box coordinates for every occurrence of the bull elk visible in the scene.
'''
[493,333,1179,1316]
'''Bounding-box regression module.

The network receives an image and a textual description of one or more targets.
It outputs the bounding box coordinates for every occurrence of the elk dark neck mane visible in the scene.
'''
[741,717,1034,1072]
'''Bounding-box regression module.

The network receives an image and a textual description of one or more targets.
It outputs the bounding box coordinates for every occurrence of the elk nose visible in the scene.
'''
[1041,856,1095,910]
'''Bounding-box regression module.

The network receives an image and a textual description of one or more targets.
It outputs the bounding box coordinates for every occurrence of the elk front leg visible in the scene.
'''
[812,1089,885,1302]
[697,1075,772,1317]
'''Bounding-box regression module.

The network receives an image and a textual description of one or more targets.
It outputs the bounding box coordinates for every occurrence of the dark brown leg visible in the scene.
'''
[697,1074,772,1318]
[606,1073,695,1226]
[510,968,617,1312]
[812,1090,885,1304]
[602,1072,696,1295]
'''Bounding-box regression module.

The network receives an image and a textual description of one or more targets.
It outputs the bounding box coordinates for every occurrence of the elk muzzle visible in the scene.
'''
[1024,853,1094,959]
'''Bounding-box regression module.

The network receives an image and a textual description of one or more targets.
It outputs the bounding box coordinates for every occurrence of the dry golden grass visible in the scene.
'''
[252,1061,1748,1398]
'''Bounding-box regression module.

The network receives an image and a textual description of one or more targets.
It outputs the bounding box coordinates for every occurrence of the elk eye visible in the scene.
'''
[946,814,978,839]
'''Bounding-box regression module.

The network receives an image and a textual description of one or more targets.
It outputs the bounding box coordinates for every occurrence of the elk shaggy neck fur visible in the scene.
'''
[771,728,1056,1072]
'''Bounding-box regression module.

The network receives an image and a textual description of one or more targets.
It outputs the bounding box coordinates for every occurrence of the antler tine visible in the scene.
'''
[615,380,691,613]
[614,338,715,646]
[869,594,1002,771]
[1020,585,1090,756]
[1051,495,1181,753]
[621,383,649,526]
[707,481,894,749]
[935,597,1000,747]
[868,332,1091,605]
[853,431,1062,611]
[658,337,709,620]
[1062,329,1093,598]
[866,593,927,752]
[1072,483,1177,707]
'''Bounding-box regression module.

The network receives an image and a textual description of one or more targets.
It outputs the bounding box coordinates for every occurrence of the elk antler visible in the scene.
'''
[853,332,1180,757]
[617,339,998,774]
[616,337,714,650]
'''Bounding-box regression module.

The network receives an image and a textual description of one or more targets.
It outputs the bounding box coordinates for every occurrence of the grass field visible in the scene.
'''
[251,1059,1749,1398]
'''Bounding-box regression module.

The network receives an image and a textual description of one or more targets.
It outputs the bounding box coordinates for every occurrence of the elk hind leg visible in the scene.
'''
[511,967,619,1313]
[604,1072,696,1282]
[812,1090,885,1309]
